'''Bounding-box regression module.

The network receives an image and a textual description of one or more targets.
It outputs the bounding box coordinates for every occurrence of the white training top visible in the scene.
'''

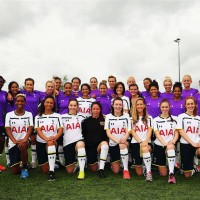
[5,111,33,149]
[35,112,63,143]
[154,115,177,146]
[61,113,85,147]
[131,115,153,143]
[176,113,200,144]
[111,96,130,111]
[77,97,96,118]
[104,113,131,146]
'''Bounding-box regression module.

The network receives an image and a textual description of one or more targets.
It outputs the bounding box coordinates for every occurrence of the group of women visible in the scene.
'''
[0,74,199,183]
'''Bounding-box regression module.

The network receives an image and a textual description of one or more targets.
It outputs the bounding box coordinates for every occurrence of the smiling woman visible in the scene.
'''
[5,94,33,179]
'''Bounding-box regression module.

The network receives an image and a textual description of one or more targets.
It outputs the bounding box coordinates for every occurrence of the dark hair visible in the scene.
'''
[16,94,26,101]
[114,82,125,96]
[99,82,108,88]
[149,80,159,91]
[24,78,35,85]
[64,82,72,87]
[160,99,175,122]
[143,77,152,83]
[38,96,56,116]
[111,97,124,115]
[53,76,61,81]
[67,98,78,114]
[81,83,91,93]
[173,82,182,92]
[8,81,20,106]
[0,76,6,83]
[91,102,104,121]
[129,83,139,90]
[71,77,81,84]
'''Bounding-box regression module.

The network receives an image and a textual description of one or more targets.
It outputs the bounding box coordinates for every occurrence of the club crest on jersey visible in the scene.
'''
[41,125,55,132]
[111,127,126,134]
[66,122,80,130]
[159,129,174,136]
[12,126,26,133]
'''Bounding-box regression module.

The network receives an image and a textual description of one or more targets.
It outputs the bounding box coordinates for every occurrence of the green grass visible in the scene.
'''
[0,154,200,200]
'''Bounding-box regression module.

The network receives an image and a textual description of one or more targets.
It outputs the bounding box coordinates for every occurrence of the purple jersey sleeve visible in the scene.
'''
[160,92,173,100]
[90,89,100,98]
[194,93,200,116]
[57,93,75,114]
[107,88,114,97]
[0,90,7,126]
[182,88,198,99]
[145,96,163,118]
[169,98,185,116]
[96,95,111,115]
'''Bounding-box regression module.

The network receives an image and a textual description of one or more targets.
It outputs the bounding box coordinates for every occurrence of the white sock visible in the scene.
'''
[143,152,151,173]
[47,146,56,172]
[194,156,199,166]
[31,145,37,163]
[167,149,175,174]
[99,144,109,170]
[5,146,10,165]
[120,148,129,171]
[58,145,64,165]
[77,148,86,172]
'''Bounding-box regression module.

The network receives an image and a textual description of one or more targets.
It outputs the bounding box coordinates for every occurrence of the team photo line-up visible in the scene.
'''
[0,74,200,183]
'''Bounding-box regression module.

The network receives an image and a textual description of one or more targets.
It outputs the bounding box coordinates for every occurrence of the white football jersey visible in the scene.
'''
[61,113,85,146]
[154,115,177,146]
[105,113,131,146]
[35,112,63,143]
[5,111,33,149]
[177,113,200,144]
[131,116,153,143]
[77,97,96,118]
[111,96,130,111]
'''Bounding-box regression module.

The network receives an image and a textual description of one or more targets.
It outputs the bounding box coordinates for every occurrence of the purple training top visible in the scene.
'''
[6,98,16,113]
[90,89,100,98]
[0,90,7,126]
[145,96,163,118]
[71,90,82,98]
[124,90,131,98]
[160,92,173,100]
[96,95,111,115]
[169,98,185,116]
[194,93,200,116]
[141,91,151,99]
[57,93,75,114]
[20,90,41,118]
[107,88,114,98]
[182,88,198,99]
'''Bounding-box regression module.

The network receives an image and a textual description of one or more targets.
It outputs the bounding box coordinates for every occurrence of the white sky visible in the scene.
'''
[0,0,200,92]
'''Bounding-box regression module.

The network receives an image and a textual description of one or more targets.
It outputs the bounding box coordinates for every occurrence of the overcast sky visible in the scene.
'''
[0,0,200,91]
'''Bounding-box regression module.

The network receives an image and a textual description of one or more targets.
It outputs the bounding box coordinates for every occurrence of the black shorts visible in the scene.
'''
[36,141,48,166]
[56,135,63,146]
[0,126,6,137]
[63,140,83,167]
[153,144,167,166]
[130,143,152,166]
[9,142,30,167]
[180,143,196,172]
[109,145,120,163]
[85,145,99,165]
[9,145,21,167]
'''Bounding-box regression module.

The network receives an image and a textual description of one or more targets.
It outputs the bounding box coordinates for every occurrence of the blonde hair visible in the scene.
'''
[45,80,56,96]
[127,76,136,84]
[182,74,192,81]
[132,97,148,125]
[163,76,172,85]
